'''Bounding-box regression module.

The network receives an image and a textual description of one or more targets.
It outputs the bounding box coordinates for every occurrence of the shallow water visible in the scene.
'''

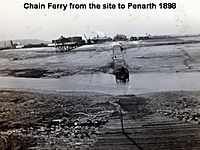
[0,72,199,95]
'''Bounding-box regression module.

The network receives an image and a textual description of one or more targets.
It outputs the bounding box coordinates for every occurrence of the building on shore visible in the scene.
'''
[90,36,112,44]
[52,36,86,52]
[114,34,127,41]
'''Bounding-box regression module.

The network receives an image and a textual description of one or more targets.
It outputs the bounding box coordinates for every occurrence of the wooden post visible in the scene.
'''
[120,108,125,134]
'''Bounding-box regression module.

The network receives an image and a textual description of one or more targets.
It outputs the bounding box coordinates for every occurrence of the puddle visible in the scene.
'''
[0,72,199,95]
[0,69,48,78]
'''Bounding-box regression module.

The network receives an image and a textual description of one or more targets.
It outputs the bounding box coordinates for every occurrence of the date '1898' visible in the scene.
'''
[159,3,176,9]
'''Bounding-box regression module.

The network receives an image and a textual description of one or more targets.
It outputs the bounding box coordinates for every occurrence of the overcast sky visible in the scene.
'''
[0,0,200,41]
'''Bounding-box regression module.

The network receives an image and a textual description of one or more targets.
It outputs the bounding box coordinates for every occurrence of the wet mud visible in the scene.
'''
[0,90,199,149]
[0,36,200,78]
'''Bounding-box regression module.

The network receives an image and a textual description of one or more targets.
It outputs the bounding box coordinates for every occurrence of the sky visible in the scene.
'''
[0,0,200,41]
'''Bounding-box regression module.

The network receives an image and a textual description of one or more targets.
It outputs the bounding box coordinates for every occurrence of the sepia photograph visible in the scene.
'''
[0,0,200,149]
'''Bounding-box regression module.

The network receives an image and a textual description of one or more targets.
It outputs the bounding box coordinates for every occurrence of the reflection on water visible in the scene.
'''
[0,72,200,95]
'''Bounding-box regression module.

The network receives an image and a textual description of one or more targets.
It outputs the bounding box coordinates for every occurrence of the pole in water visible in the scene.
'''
[120,108,125,134]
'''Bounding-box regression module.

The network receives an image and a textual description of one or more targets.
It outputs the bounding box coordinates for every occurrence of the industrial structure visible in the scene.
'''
[90,36,112,44]
[114,34,128,41]
[112,42,129,82]
[52,36,86,52]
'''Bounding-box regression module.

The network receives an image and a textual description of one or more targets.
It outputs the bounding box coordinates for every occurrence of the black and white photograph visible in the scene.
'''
[0,0,200,149]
